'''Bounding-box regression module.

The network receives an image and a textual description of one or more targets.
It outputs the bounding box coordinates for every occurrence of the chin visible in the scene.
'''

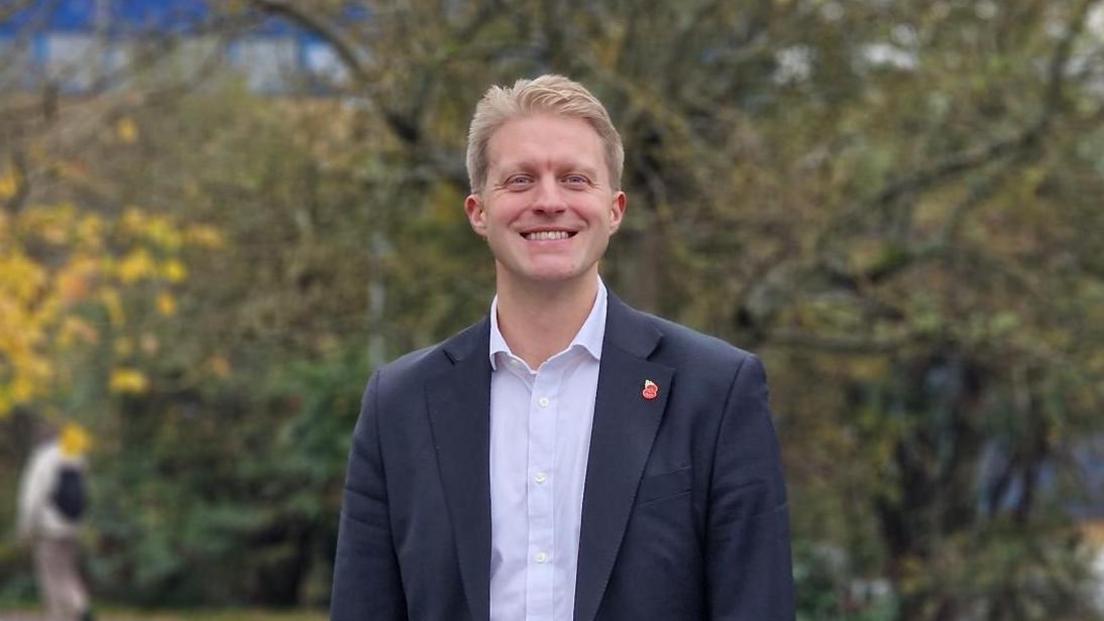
[502,266,579,284]
[498,256,599,287]
[527,268,593,285]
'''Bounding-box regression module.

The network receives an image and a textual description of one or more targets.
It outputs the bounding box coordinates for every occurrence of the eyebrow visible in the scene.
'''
[494,160,602,179]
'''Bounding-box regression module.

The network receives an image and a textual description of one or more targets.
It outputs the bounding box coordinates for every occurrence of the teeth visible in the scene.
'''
[524,230,571,241]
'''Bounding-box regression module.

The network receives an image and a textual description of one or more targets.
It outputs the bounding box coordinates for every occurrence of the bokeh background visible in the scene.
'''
[2,1,1104,619]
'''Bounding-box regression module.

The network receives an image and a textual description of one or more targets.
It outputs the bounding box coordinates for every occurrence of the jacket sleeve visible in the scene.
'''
[16,445,52,542]
[706,355,795,620]
[331,370,408,620]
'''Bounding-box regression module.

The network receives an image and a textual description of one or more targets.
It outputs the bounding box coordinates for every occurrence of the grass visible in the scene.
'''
[0,609,327,621]
[115,611,326,621]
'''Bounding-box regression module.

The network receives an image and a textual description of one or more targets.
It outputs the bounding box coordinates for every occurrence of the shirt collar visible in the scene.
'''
[489,277,608,370]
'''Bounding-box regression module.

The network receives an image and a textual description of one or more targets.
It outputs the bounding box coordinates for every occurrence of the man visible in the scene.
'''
[332,75,794,620]
[17,422,95,621]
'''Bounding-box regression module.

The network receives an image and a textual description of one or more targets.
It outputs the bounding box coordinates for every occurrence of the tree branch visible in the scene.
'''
[815,0,1097,262]
[249,0,375,86]
[765,328,911,354]
[873,0,1093,209]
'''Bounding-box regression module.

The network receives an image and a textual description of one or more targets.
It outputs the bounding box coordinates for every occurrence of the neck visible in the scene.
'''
[494,272,599,369]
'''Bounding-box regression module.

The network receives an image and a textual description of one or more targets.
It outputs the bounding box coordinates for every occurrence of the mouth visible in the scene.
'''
[522,230,576,241]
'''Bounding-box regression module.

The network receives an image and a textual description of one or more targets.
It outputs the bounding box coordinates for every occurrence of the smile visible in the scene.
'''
[522,230,575,241]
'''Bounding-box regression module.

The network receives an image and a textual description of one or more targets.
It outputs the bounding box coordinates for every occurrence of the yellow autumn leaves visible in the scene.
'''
[0,168,18,201]
[109,368,150,394]
[0,202,222,415]
[116,117,139,144]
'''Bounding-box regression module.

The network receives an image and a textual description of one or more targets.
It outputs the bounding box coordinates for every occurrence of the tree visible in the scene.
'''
[3,0,1103,616]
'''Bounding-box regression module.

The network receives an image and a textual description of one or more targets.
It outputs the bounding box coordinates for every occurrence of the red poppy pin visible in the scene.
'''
[642,379,659,400]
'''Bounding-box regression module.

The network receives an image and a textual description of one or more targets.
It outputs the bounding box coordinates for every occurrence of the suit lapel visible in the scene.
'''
[574,295,673,621]
[425,319,492,621]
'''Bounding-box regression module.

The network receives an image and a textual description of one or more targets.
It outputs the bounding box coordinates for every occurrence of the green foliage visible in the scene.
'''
[2,0,1104,617]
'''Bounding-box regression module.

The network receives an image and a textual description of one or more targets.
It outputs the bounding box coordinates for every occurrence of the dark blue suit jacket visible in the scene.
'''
[331,293,794,620]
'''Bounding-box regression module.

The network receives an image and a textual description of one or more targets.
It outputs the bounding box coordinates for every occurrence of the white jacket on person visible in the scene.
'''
[17,441,86,541]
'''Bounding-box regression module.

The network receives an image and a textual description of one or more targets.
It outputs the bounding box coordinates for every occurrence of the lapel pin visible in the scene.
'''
[642,379,659,400]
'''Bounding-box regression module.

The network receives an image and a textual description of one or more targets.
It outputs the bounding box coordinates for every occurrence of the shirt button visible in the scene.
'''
[535,552,549,563]
[538,397,550,408]
[535,472,548,484]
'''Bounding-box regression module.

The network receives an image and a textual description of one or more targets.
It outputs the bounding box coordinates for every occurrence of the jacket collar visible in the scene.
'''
[443,290,662,362]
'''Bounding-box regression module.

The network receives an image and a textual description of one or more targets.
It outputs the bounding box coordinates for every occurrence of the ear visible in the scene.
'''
[465,194,487,237]
[608,191,627,234]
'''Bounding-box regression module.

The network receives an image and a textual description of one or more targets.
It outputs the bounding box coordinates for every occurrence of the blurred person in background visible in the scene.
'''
[16,422,95,621]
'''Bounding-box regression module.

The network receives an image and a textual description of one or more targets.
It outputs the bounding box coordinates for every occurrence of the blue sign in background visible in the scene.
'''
[0,0,365,93]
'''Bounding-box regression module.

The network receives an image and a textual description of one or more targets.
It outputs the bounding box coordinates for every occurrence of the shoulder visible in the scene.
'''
[617,302,757,371]
[607,297,766,405]
[609,299,771,408]
[376,343,445,384]
[20,443,64,500]
[368,317,489,399]
[366,344,445,406]
[27,443,62,473]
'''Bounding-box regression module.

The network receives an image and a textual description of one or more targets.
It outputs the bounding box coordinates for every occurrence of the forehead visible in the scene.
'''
[486,114,606,176]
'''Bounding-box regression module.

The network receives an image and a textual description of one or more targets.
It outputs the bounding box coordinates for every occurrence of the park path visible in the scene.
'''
[0,615,110,621]
[3,614,124,621]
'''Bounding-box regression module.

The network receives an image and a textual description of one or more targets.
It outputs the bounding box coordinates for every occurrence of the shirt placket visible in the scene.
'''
[525,363,558,620]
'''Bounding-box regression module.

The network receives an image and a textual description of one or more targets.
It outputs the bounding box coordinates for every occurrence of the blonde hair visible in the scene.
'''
[465,74,624,193]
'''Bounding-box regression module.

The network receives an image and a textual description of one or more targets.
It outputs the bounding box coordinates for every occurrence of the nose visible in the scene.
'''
[531,175,567,215]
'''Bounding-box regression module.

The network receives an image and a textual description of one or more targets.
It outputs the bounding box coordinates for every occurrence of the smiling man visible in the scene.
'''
[331,75,795,621]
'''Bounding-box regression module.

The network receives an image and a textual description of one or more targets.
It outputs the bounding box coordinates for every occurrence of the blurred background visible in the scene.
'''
[1,0,1103,619]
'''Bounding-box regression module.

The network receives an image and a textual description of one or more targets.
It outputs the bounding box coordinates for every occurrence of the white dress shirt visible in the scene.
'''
[487,279,607,621]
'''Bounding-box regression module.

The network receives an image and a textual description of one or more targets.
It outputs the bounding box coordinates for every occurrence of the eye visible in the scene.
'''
[504,174,534,189]
[562,174,591,187]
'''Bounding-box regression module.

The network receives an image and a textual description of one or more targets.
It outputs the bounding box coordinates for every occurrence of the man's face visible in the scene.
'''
[465,114,626,291]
